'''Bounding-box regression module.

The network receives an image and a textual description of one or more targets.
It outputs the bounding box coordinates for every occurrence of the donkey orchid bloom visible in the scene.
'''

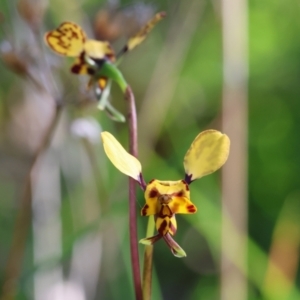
[101,130,230,257]
[44,12,165,121]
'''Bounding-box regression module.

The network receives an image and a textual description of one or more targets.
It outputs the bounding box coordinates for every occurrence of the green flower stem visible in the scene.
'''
[95,62,128,93]
[125,86,143,300]
[1,104,63,300]
[142,215,155,300]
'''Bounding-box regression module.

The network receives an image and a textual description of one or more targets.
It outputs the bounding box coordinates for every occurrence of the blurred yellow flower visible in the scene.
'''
[101,130,230,257]
[44,12,165,97]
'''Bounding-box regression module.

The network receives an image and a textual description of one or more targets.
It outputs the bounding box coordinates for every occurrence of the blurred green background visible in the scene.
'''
[0,0,300,299]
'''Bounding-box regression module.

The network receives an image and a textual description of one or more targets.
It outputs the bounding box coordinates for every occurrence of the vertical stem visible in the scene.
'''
[1,104,63,300]
[221,0,248,299]
[142,216,155,300]
[125,86,143,300]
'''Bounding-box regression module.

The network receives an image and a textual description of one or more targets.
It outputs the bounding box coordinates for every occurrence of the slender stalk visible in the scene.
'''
[1,104,63,300]
[125,86,143,300]
[142,216,155,300]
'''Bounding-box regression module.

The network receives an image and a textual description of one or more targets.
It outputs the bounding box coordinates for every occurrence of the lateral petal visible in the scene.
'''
[184,130,230,182]
[101,131,142,182]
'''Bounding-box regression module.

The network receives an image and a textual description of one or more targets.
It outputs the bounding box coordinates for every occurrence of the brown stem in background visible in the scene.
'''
[221,0,248,299]
[1,104,63,300]
[125,86,142,300]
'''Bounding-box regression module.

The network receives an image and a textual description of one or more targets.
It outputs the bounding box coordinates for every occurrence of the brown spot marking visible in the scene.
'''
[46,34,67,55]
[182,180,189,191]
[71,64,82,74]
[71,52,90,74]
[158,205,172,218]
[174,190,183,197]
[149,188,158,198]
[158,219,168,235]
[141,204,149,216]
[187,205,196,213]
[106,44,116,62]
[71,30,79,39]
[78,51,85,60]
[148,179,155,184]
[57,35,70,50]
[87,68,94,75]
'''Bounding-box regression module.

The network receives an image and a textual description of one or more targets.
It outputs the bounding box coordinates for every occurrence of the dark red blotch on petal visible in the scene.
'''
[141,204,149,216]
[187,205,196,213]
[174,190,183,197]
[149,189,158,198]
[158,219,168,235]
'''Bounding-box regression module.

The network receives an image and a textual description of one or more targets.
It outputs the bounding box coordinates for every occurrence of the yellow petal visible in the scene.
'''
[70,53,89,74]
[101,131,142,181]
[142,179,194,215]
[155,215,177,236]
[168,196,197,214]
[141,200,157,216]
[168,215,177,236]
[124,12,166,53]
[84,40,115,61]
[44,22,86,57]
[141,181,159,216]
[183,130,230,181]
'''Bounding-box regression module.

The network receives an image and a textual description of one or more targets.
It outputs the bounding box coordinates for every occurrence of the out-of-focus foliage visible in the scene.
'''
[0,0,300,299]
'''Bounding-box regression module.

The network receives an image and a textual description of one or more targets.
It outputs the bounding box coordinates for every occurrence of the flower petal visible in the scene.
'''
[44,22,86,57]
[183,130,230,182]
[168,196,197,214]
[139,234,162,245]
[118,12,166,56]
[155,215,177,236]
[141,201,157,216]
[142,179,195,215]
[84,40,115,61]
[101,131,142,182]
[163,233,186,258]
[70,53,89,74]
[141,182,159,216]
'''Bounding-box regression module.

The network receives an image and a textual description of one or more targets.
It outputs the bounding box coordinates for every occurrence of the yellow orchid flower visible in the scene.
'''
[44,13,165,121]
[44,21,115,89]
[101,130,230,257]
